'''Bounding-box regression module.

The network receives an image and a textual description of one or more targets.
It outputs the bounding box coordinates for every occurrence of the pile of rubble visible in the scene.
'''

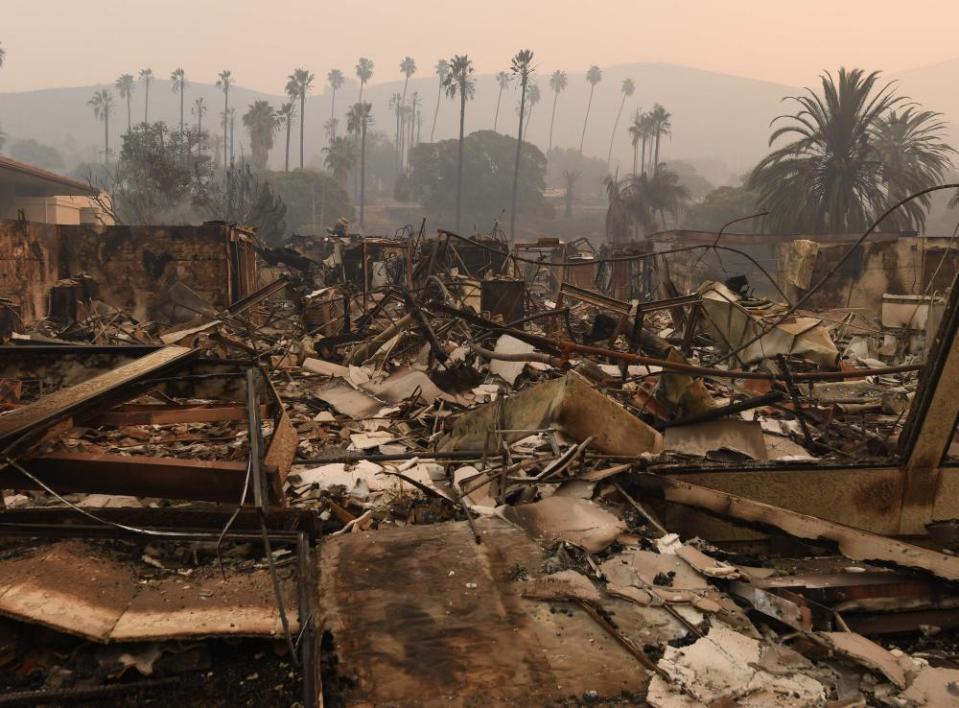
[0,224,958,706]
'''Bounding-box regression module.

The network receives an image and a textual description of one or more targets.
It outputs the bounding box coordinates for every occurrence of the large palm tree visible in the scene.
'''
[648,103,671,174]
[443,55,476,233]
[242,100,278,170]
[399,57,417,160]
[493,70,512,132]
[628,110,643,176]
[607,169,690,239]
[430,59,450,142]
[607,78,635,172]
[193,96,207,133]
[547,69,568,154]
[355,58,374,104]
[579,65,602,153]
[347,102,373,228]
[115,74,135,134]
[873,107,954,212]
[138,68,154,123]
[747,68,950,234]
[524,82,541,135]
[509,49,534,242]
[327,69,345,141]
[88,89,114,162]
[389,92,404,170]
[323,136,356,189]
[216,70,233,168]
[277,102,296,172]
[408,91,421,157]
[287,68,315,169]
[170,68,187,134]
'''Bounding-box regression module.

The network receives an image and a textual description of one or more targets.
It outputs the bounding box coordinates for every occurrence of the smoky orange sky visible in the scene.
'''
[1,0,956,92]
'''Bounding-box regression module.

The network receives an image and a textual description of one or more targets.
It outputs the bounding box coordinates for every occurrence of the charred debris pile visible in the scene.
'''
[0,221,958,706]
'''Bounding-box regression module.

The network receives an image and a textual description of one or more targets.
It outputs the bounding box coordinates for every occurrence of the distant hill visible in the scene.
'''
[2,60,955,189]
[0,63,799,183]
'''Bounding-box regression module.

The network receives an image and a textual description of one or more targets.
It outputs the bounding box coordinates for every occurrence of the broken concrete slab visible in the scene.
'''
[441,371,664,456]
[502,496,627,553]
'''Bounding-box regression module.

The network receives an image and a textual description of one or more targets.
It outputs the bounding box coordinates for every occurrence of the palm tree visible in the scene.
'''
[563,170,579,217]
[347,102,373,228]
[640,112,655,175]
[443,55,476,233]
[170,68,187,134]
[216,70,233,168]
[115,74,135,134]
[399,56,417,166]
[524,82,542,135]
[509,49,534,242]
[408,91,421,157]
[607,78,635,172]
[323,136,356,189]
[242,100,278,170]
[873,107,954,211]
[607,169,690,239]
[579,65,602,153]
[277,102,296,172]
[192,96,207,134]
[0,42,5,68]
[287,68,315,169]
[747,68,950,234]
[138,68,154,123]
[355,58,374,104]
[628,110,643,176]
[648,103,671,174]
[430,59,450,142]
[493,70,512,132]
[327,69,345,141]
[324,118,339,143]
[88,89,114,162]
[547,70,568,153]
[389,92,404,169]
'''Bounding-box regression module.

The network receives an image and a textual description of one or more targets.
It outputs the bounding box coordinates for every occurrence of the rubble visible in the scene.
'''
[1,221,959,706]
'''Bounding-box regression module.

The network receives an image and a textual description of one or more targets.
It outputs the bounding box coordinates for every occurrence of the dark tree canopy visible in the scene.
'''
[682,185,760,233]
[407,130,549,232]
[263,169,353,234]
[204,164,287,245]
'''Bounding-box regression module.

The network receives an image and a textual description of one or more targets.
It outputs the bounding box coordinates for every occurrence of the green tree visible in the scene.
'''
[605,167,689,240]
[192,97,207,134]
[607,78,635,172]
[493,70,512,132]
[216,70,233,168]
[9,139,65,170]
[242,100,278,170]
[545,146,606,190]
[170,68,187,135]
[326,69,345,141]
[443,55,476,233]
[407,130,549,230]
[277,102,296,172]
[649,103,671,174]
[547,70,567,154]
[873,107,954,209]
[748,68,952,234]
[264,169,353,234]
[683,185,760,232]
[88,89,114,162]
[355,57,374,103]
[347,102,373,228]
[323,136,356,189]
[579,65,602,153]
[509,50,535,241]
[138,68,154,123]
[115,74,135,134]
[287,68,314,169]
[430,59,449,142]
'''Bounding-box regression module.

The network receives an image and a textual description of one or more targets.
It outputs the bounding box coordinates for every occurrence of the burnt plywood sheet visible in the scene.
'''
[319,519,660,705]
[0,540,298,643]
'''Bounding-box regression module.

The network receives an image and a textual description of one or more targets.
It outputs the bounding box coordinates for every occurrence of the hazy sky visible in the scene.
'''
[2,0,957,93]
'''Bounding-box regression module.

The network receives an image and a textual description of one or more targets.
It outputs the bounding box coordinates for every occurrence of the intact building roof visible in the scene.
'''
[0,154,95,196]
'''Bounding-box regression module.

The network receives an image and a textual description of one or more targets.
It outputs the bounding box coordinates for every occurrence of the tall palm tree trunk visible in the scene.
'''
[607,95,626,172]
[299,93,306,169]
[494,86,504,132]
[430,80,442,141]
[454,91,466,232]
[640,136,648,175]
[179,92,184,135]
[144,82,150,123]
[223,88,229,168]
[126,96,131,134]
[360,120,367,229]
[509,76,528,242]
[579,85,595,153]
[548,92,559,153]
[654,130,661,174]
[329,89,337,141]
[285,119,291,171]
[632,142,638,176]
[395,106,402,170]
[104,113,110,162]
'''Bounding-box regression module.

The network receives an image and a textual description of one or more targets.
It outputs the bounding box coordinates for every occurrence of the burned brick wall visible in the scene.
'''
[0,219,61,324]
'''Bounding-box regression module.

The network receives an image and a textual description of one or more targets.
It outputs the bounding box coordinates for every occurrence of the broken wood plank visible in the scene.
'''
[86,403,267,427]
[642,473,959,581]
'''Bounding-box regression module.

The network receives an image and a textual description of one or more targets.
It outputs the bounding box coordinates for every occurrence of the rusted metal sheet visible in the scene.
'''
[0,540,298,643]
[0,346,196,453]
[5,451,249,502]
